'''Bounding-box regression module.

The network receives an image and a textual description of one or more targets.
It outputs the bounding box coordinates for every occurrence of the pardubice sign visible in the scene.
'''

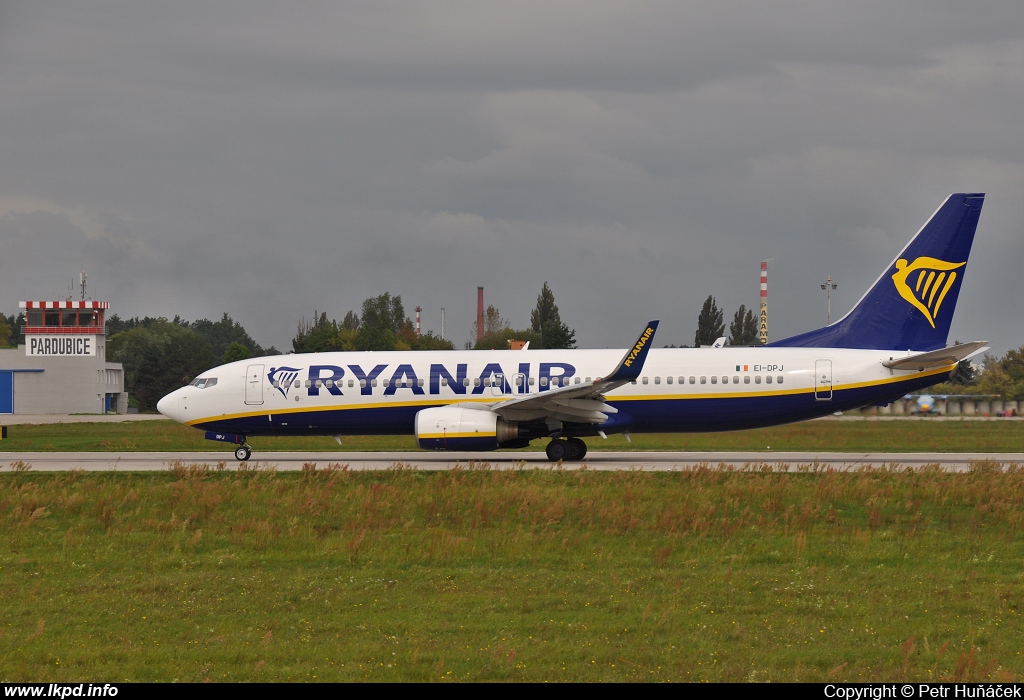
[27,336,96,357]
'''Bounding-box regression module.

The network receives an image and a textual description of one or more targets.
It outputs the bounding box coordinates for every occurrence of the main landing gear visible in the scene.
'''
[545,437,588,462]
[234,444,252,461]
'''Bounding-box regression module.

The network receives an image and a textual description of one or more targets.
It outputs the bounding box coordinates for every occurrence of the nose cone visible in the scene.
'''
[157,391,180,422]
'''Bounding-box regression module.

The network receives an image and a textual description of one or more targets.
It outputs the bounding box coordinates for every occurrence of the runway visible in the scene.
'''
[3,450,1021,472]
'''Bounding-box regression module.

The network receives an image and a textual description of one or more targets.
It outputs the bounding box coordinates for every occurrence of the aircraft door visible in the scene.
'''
[815,359,833,400]
[245,364,265,405]
[491,374,506,396]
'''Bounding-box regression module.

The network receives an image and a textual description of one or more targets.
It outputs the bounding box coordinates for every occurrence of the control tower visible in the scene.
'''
[0,299,126,414]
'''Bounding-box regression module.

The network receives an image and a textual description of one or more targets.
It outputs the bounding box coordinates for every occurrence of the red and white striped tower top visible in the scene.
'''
[759,262,768,345]
[19,301,108,335]
[20,301,109,309]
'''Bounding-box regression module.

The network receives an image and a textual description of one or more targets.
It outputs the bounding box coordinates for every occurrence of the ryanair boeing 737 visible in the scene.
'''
[158,193,988,462]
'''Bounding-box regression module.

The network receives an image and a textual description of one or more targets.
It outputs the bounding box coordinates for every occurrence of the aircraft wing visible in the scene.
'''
[882,341,989,371]
[486,321,659,424]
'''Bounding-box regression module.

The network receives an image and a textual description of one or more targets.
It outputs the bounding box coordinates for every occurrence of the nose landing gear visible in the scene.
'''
[234,444,252,461]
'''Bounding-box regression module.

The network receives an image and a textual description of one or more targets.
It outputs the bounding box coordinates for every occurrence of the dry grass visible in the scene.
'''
[1,465,1023,681]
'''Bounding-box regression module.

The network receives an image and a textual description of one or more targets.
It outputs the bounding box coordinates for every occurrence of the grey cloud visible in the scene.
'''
[1,1,1023,354]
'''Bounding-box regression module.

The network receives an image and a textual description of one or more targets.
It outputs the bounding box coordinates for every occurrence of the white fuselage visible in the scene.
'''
[157,346,950,438]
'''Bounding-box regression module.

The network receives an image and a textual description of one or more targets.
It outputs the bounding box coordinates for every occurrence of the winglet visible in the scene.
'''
[605,321,659,382]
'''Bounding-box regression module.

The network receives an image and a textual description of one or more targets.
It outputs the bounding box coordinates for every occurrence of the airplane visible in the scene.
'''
[157,193,988,462]
[906,392,1000,416]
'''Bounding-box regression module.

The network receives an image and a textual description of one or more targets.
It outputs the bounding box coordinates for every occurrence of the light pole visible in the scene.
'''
[820,275,837,325]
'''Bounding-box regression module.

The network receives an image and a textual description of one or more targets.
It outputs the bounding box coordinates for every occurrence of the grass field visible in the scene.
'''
[1,417,1023,453]
[2,464,1023,681]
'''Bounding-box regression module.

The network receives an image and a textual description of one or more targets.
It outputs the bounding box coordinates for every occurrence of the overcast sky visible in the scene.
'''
[1,1,1022,354]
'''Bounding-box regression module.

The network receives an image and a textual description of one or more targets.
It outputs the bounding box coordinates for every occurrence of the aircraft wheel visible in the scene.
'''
[235,445,252,461]
[545,439,568,462]
[568,438,587,461]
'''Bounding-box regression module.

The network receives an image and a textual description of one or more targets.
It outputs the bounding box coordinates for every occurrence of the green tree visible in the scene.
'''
[694,295,725,347]
[192,313,264,359]
[356,325,396,352]
[728,304,758,346]
[108,320,215,410]
[361,293,407,335]
[530,282,576,349]
[474,304,508,340]
[411,331,456,351]
[292,311,340,353]
[356,293,413,351]
[341,310,360,331]
[221,341,251,364]
[0,314,12,348]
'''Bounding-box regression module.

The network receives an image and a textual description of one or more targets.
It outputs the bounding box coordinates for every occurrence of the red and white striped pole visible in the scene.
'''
[759,262,768,345]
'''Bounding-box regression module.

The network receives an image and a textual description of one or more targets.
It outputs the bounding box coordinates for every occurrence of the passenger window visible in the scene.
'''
[371,379,378,387]
[630,380,637,385]
[540,377,549,386]
[642,377,649,385]
[710,376,717,384]
[474,378,481,387]
[733,376,739,384]
[293,380,301,389]
[529,377,536,386]
[574,377,581,385]
[417,378,424,387]
[515,376,523,387]
[755,376,761,384]
[585,377,592,383]
[700,376,706,384]
[360,380,367,388]
[654,377,661,385]
[689,376,695,384]
[766,376,772,384]
[744,376,750,384]
[666,376,673,385]
[271,380,279,388]
[463,378,470,387]
[722,376,728,384]
[441,378,448,386]
[777,376,784,384]
[348,380,354,388]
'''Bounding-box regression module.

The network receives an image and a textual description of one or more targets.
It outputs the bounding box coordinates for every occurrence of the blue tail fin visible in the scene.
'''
[770,193,984,351]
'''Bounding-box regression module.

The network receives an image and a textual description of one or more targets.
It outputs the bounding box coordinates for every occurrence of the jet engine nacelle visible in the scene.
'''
[415,406,520,451]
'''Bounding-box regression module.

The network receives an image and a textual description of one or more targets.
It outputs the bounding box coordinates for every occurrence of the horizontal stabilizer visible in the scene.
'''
[882,341,989,371]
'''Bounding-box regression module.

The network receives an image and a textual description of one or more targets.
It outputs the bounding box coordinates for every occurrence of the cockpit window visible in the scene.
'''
[190,377,218,389]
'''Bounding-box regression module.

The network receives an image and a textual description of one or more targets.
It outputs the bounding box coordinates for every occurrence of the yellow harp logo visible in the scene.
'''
[891,257,966,328]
